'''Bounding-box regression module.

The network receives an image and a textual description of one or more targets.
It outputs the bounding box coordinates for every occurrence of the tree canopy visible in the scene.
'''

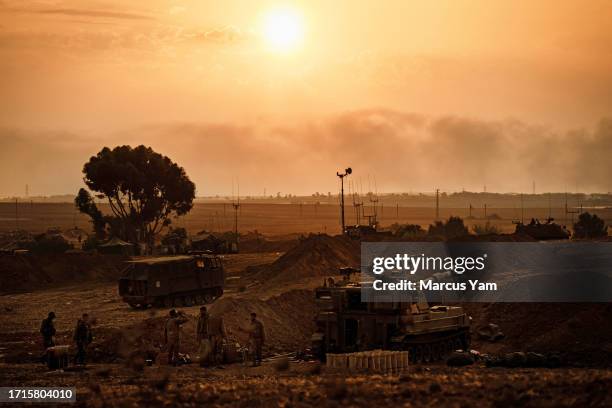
[573,212,608,239]
[428,216,469,239]
[75,145,195,245]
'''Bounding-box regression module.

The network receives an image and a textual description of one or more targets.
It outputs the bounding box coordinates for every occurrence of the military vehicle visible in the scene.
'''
[118,253,224,308]
[311,281,470,363]
[515,218,570,240]
[345,225,376,239]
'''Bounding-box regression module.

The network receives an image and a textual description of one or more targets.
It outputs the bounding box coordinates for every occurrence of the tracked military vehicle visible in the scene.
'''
[118,253,224,308]
[515,218,570,240]
[311,280,470,363]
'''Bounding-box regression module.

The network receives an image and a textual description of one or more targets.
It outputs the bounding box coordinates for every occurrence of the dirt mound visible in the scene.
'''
[247,234,360,284]
[238,236,298,253]
[0,253,126,293]
[93,289,317,363]
[449,233,537,242]
[465,302,612,367]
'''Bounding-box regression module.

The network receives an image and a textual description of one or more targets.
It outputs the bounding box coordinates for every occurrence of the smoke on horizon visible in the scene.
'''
[1,110,611,197]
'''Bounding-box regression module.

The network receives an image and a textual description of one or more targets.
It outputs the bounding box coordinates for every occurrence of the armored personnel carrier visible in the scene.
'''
[118,253,224,308]
[515,218,570,240]
[311,281,470,363]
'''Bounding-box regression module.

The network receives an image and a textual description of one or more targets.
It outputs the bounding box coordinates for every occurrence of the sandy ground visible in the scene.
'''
[1,268,611,407]
[1,240,611,407]
[0,363,610,407]
[4,202,611,236]
[0,252,282,333]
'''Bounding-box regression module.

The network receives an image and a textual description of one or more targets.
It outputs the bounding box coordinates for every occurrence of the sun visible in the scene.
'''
[261,8,304,53]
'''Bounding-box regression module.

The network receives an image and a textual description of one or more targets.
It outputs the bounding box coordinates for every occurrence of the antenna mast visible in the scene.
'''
[369,178,379,229]
[565,192,578,226]
[232,178,241,252]
[336,167,352,234]
[350,180,362,226]
[435,189,440,220]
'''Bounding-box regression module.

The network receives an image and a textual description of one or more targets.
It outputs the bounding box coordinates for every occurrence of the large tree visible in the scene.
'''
[573,212,608,239]
[428,216,469,239]
[75,145,195,245]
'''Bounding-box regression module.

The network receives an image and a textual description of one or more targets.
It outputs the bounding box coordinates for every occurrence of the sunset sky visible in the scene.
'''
[1,1,612,196]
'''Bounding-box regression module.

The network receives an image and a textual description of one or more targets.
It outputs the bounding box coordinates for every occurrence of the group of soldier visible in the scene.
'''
[40,311,93,365]
[40,307,265,367]
[166,306,265,367]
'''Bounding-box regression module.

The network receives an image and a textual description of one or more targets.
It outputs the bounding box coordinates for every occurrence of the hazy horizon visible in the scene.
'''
[2,1,612,196]
[1,189,610,202]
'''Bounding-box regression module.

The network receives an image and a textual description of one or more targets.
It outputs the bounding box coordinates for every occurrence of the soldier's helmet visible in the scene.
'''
[48,311,56,319]
[169,309,177,317]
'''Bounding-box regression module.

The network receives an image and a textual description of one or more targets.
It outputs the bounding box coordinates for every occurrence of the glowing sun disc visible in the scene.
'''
[262,8,304,52]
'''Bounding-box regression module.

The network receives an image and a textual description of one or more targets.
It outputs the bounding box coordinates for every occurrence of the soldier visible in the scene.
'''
[165,309,188,365]
[196,306,211,365]
[209,314,227,365]
[248,312,265,366]
[40,311,56,350]
[73,313,92,365]
[196,307,210,342]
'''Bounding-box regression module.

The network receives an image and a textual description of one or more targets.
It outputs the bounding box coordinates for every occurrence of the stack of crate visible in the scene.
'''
[326,350,409,373]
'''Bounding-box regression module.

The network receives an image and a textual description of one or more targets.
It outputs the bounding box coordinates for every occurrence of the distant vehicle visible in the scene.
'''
[515,218,570,240]
[311,280,470,363]
[118,253,224,308]
[345,225,377,239]
[190,233,238,254]
[345,225,393,240]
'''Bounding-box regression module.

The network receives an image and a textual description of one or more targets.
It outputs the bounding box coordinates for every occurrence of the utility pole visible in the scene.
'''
[336,167,352,234]
[368,183,379,229]
[435,189,440,220]
[351,180,362,226]
[520,193,524,224]
[548,193,552,220]
[15,198,18,230]
[232,201,240,251]
[232,179,241,252]
[565,192,578,226]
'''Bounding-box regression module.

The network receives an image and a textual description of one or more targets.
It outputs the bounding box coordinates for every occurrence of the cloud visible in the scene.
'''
[1,111,611,197]
[201,26,244,44]
[25,8,153,20]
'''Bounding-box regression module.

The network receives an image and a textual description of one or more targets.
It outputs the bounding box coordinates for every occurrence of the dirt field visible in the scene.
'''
[1,363,610,407]
[0,233,611,407]
[2,202,611,236]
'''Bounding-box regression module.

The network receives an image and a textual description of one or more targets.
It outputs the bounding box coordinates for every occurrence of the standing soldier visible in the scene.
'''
[40,312,56,350]
[208,314,227,365]
[248,312,265,367]
[165,309,188,365]
[196,306,211,365]
[73,313,92,365]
